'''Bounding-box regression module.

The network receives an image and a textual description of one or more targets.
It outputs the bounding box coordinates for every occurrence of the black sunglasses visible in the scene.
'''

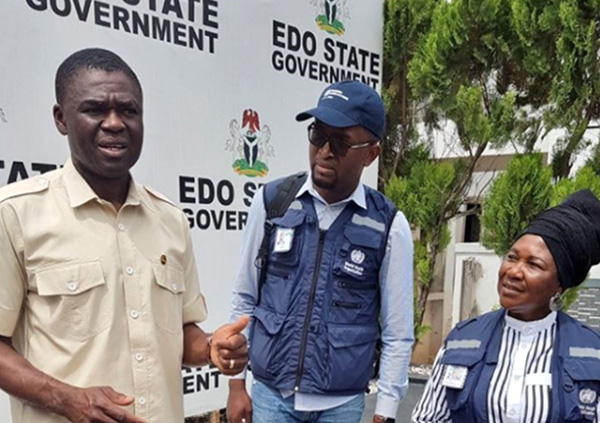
[307,123,379,157]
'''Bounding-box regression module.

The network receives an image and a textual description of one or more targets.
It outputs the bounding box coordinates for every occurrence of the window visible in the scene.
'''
[464,203,481,243]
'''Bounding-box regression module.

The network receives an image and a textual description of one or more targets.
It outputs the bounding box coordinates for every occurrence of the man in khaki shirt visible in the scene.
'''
[0,48,248,423]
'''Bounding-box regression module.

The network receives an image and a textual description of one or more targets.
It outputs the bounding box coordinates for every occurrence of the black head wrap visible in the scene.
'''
[520,189,600,289]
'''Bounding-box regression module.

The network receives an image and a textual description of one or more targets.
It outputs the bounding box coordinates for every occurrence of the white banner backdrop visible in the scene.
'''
[0,0,383,419]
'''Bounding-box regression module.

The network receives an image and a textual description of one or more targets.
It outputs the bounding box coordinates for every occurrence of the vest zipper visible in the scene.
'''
[295,229,326,392]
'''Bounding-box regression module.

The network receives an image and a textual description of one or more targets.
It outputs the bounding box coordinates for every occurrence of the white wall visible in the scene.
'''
[451,243,502,326]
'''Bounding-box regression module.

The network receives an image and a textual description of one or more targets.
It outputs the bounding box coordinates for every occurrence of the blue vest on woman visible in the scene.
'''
[249,177,397,395]
[442,309,600,422]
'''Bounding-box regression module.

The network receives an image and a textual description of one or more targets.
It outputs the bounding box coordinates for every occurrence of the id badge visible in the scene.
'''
[274,228,294,253]
[441,365,468,389]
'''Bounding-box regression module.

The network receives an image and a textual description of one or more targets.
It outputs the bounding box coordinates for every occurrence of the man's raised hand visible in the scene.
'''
[210,316,249,376]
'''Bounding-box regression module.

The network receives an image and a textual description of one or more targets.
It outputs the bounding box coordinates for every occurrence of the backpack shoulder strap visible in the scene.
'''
[264,171,308,218]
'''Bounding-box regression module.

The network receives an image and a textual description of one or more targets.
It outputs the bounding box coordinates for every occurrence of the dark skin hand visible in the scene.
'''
[227,379,252,423]
[183,316,249,375]
[0,336,146,423]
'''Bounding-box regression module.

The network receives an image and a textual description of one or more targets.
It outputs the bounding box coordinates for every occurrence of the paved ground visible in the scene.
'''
[361,379,425,423]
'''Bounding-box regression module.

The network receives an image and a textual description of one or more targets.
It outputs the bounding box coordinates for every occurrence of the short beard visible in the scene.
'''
[311,172,335,190]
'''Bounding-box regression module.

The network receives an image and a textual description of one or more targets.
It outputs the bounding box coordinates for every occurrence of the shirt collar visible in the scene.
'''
[63,158,143,209]
[504,311,557,335]
[296,173,367,210]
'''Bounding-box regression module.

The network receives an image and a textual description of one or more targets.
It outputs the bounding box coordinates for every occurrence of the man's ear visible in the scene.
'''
[53,104,68,135]
[363,144,380,167]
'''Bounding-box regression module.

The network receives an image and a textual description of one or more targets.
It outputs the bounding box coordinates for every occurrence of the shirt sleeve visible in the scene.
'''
[0,203,26,337]
[411,346,452,423]
[228,187,267,379]
[375,211,415,418]
[181,211,208,325]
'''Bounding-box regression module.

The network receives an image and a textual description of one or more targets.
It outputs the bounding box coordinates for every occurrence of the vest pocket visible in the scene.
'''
[33,261,110,341]
[250,307,286,382]
[329,279,378,324]
[563,359,600,422]
[335,225,383,282]
[262,211,305,313]
[268,210,306,267]
[439,349,484,411]
[261,268,293,314]
[326,324,379,392]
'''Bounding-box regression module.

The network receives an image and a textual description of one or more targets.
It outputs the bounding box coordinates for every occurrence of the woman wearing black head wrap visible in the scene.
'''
[413,190,600,423]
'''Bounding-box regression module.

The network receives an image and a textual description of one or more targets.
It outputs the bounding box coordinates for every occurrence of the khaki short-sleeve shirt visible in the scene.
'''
[0,160,207,423]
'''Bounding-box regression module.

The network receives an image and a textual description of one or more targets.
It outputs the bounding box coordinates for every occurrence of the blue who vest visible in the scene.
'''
[441,309,600,423]
[249,177,397,395]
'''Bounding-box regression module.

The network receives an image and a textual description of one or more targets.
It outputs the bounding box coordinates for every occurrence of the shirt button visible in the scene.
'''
[513,374,522,381]
[67,282,78,292]
[521,343,529,350]
[508,408,516,416]
[126,266,134,275]
[171,283,178,292]
[135,353,144,362]
[37,178,47,186]
[118,223,125,232]
[138,397,146,405]
[130,310,139,319]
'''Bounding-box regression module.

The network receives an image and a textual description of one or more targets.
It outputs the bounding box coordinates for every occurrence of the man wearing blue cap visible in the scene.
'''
[227,80,414,423]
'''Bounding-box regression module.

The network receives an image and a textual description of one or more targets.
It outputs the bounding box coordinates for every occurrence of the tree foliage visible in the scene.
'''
[509,0,600,178]
[480,154,552,256]
[552,165,600,205]
[587,142,600,176]
[380,0,438,184]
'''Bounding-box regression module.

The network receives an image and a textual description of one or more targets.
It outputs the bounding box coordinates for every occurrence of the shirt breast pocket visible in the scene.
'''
[152,263,186,334]
[563,358,600,422]
[34,261,110,342]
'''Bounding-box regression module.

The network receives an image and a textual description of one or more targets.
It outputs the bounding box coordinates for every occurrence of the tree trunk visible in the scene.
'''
[391,62,408,178]
[414,229,442,332]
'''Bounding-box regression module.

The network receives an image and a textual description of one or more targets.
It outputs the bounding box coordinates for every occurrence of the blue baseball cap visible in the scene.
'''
[296,80,385,140]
